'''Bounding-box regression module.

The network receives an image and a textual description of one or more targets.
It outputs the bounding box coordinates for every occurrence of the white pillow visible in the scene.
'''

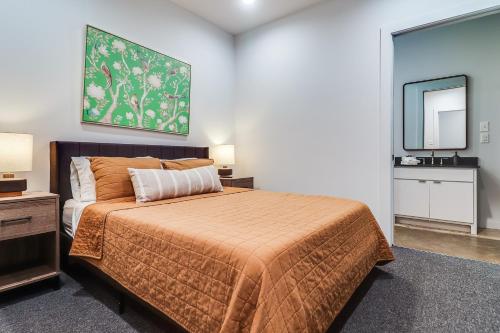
[128,165,223,203]
[71,157,96,202]
[70,161,82,201]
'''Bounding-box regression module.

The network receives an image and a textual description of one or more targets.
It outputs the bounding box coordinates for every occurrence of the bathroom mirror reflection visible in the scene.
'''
[403,75,467,150]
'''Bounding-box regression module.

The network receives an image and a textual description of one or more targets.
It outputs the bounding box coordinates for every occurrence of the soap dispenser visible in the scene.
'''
[453,152,459,166]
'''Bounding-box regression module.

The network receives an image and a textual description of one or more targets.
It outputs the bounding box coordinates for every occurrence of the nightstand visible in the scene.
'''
[220,176,254,189]
[0,192,60,292]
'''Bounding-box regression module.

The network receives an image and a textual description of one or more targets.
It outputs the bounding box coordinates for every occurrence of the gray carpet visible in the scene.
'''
[331,247,500,333]
[1,247,499,333]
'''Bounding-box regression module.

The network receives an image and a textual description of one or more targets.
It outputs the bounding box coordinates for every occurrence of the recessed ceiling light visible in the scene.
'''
[242,0,256,5]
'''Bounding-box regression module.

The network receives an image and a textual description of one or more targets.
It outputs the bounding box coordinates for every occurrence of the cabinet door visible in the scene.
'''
[394,179,429,218]
[430,181,474,224]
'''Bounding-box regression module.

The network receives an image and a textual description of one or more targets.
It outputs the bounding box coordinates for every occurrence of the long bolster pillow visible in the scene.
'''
[128,165,223,203]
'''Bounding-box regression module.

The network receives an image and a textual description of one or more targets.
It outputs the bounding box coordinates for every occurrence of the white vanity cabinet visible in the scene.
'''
[394,179,429,219]
[394,167,477,234]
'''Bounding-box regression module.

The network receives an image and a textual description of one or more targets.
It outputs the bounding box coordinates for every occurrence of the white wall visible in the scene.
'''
[0,0,236,192]
[393,13,500,229]
[234,0,499,237]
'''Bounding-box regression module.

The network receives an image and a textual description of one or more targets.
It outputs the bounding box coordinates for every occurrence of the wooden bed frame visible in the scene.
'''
[49,141,208,330]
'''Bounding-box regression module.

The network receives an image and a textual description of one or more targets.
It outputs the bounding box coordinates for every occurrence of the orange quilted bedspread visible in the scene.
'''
[70,188,393,333]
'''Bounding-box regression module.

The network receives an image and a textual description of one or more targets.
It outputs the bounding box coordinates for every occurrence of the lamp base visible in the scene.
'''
[218,168,233,177]
[0,178,27,197]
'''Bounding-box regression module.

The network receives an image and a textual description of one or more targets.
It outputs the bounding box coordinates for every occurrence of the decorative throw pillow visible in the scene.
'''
[161,158,214,171]
[90,157,162,201]
[128,165,223,203]
[159,157,195,169]
[70,157,96,202]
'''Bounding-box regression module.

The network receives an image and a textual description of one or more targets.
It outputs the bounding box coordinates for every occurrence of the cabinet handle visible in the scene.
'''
[1,216,32,226]
[433,181,442,184]
[418,180,426,183]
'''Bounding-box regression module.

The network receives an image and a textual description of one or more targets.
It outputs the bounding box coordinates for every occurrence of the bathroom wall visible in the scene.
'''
[393,12,500,229]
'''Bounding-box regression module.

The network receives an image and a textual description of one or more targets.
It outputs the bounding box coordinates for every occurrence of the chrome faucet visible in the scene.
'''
[431,151,435,165]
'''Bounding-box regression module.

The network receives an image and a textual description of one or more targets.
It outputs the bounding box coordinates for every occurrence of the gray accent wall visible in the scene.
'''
[394,13,500,229]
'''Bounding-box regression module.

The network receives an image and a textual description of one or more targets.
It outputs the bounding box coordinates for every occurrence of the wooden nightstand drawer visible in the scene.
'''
[232,179,253,189]
[0,198,57,241]
[0,192,60,293]
[220,177,254,189]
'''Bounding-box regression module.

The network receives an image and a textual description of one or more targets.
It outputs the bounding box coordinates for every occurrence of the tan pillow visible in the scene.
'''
[90,157,161,201]
[128,165,223,203]
[162,158,214,170]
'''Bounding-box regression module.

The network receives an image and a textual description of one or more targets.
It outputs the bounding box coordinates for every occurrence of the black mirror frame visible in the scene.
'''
[403,74,468,151]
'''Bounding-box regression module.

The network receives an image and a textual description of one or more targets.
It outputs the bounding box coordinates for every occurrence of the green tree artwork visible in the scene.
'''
[82,26,191,135]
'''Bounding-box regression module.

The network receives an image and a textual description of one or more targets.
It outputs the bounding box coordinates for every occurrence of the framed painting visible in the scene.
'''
[82,25,191,135]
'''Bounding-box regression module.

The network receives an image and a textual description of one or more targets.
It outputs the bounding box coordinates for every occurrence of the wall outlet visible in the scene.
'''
[480,121,490,132]
[480,132,490,144]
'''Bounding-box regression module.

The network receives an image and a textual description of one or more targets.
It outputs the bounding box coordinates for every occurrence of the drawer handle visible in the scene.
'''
[1,216,32,226]
[433,181,442,184]
[418,180,427,183]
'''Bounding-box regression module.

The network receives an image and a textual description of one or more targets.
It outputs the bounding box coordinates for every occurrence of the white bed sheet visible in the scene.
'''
[62,199,95,237]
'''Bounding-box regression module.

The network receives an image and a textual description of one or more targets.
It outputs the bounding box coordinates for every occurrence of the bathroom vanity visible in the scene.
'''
[394,162,478,235]
[396,75,478,235]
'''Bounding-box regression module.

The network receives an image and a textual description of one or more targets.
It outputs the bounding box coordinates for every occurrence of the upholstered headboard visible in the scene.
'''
[49,141,209,209]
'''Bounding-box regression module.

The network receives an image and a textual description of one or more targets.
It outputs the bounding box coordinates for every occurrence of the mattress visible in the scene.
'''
[70,188,393,333]
[62,199,95,237]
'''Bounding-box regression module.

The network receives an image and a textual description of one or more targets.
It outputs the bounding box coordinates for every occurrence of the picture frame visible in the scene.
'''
[82,25,192,136]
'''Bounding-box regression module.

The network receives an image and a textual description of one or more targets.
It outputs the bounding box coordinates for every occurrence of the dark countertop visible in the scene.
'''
[394,165,480,169]
[394,156,479,169]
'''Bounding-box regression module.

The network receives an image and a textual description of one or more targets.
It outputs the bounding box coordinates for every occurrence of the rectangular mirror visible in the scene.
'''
[403,75,467,150]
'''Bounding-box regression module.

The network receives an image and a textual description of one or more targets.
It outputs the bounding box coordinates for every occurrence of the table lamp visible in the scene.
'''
[212,145,235,177]
[0,133,33,197]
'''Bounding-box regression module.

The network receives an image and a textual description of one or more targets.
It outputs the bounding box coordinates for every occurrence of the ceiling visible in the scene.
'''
[169,0,325,35]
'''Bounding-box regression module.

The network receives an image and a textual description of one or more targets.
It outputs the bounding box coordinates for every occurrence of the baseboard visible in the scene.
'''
[395,216,471,234]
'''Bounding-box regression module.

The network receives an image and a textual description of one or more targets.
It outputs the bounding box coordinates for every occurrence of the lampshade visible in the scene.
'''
[0,133,33,173]
[212,145,235,166]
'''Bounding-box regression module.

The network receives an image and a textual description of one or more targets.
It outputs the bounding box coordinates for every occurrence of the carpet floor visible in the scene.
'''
[1,247,499,333]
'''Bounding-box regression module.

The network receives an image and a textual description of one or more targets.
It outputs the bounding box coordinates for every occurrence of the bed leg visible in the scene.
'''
[118,292,125,315]
[51,276,61,290]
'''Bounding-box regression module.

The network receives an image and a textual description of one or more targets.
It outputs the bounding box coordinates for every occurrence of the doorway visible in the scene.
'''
[387,8,500,264]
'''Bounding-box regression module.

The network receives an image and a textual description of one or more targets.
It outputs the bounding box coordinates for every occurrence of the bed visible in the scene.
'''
[50,141,393,333]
